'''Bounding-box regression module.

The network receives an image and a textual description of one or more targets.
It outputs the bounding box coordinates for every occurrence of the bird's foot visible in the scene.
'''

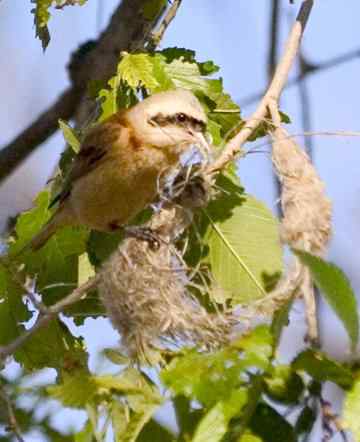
[123,226,163,250]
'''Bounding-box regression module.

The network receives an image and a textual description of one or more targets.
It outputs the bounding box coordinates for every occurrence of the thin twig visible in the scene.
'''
[240,47,360,107]
[298,53,314,157]
[208,0,315,173]
[0,276,98,360]
[0,384,25,442]
[147,0,183,50]
[248,130,360,154]
[268,0,282,217]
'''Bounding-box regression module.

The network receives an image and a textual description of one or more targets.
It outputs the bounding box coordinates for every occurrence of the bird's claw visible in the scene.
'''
[124,226,162,250]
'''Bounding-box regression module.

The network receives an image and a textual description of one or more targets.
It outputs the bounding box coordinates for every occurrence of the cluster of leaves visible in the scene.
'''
[31,0,88,49]
[0,47,360,441]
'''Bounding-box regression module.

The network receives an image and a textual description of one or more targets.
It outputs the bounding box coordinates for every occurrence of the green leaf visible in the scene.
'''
[48,371,98,408]
[78,253,95,285]
[98,80,139,121]
[87,230,124,266]
[142,0,167,20]
[59,119,80,153]
[137,419,174,442]
[32,0,51,50]
[249,403,296,442]
[292,349,354,389]
[160,47,196,64]
[120,406,159,442]
[294,406,316,437]
[271,295,294,347]
[173,396,203,440]
[238,432,263,442]
[111,402,128,440]
[162,326,272,407]
[204,175,283,303]
[111,396,161,442]
[9,190,52,253]
[0,266,31,348]
[118,53,159,90]
[31,0,88,49]
[74,420,94,442]
[163,58,208,93]
[295,250,359,350]
[192,389,248,442]
[232,325,273,369]
[208,87,241,137]
[16,318,87,371]
[9,190,89,306]
[264,365,304,404]
[343,375,360,441]
[103,348,130,366]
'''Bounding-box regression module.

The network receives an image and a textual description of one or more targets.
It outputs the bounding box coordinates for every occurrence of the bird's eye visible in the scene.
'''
[176,113,187,123]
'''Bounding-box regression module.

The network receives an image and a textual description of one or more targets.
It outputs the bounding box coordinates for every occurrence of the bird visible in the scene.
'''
[28,88,209,250]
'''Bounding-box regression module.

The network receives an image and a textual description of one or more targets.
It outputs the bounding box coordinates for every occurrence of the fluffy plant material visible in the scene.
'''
[271,126,332,255]
[247,126,333,321]
[98,171,232,360]
[260,126,333,340]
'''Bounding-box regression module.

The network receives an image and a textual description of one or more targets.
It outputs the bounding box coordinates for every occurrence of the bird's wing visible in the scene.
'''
[50,118,124,208]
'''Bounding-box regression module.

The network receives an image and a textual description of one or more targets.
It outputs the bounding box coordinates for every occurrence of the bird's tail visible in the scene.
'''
[15,206,73,255]
[30,217,59,251]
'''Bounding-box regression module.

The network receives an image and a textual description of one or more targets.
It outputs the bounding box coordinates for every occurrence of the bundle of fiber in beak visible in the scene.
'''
[98,170,232,360]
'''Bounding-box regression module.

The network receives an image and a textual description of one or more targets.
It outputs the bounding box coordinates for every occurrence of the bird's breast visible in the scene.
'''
[68,144,179,231]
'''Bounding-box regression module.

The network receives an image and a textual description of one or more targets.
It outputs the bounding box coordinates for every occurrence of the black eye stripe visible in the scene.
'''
[150,112,206,131]
[177,113,187,123]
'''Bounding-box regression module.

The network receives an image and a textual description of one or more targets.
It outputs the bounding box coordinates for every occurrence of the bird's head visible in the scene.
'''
[126,89,210,157]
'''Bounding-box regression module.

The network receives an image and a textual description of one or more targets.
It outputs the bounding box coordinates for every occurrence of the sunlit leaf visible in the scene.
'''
[59,119,81,153]
[192,389,248,442]
[343,374,360,442]
[162,326,272,407]
[292,349,353,389]
[204,175,283,303]
[295,250,359,351]
[264,365,304,404]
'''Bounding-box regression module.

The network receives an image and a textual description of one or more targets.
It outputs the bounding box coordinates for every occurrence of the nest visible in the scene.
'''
[271,126,332,255]
[98,170,232,360]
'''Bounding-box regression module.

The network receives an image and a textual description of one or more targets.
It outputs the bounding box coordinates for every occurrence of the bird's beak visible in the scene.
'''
[190,130,212,161]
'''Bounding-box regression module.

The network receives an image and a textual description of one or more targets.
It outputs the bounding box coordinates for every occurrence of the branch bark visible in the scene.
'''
[0,275,98,360]
[208,0,314,173]
[0,0,166,184]
[0,0,184,361]
[0,384,25,442]
[0,87,81,184]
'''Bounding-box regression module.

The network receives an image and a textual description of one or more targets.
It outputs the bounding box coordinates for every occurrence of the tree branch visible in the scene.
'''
[0,275,98,360]
[0,0,185,361]
[0,87,82,185]
[0,0,165,184]
[0,384,25,442]
[147,0,183,50]
[208,0,315,173]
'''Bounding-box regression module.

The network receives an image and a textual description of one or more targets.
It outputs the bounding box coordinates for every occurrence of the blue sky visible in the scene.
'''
[0,1,360,440]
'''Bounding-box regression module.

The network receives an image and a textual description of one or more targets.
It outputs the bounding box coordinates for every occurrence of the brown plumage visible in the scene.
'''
[30,89,209,250]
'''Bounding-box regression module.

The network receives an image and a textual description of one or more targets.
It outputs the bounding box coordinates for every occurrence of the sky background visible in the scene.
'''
[0,1,360,440]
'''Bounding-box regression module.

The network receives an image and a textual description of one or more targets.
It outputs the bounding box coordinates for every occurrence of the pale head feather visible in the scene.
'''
[126,89,208,150]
